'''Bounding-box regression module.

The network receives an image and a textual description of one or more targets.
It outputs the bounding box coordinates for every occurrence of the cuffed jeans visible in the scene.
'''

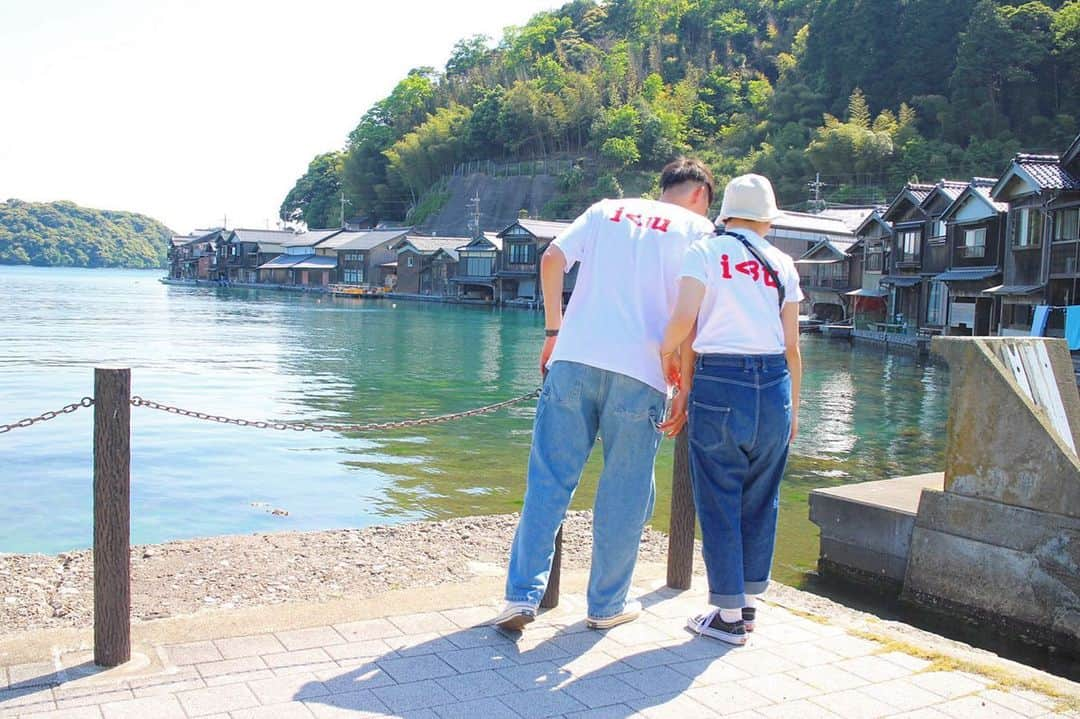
[505,361,665,618]
[688,353,792,609]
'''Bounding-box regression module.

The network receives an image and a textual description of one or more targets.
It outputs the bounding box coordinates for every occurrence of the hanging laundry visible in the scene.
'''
[1031,305,1051,337]
[1065,305,1080,351]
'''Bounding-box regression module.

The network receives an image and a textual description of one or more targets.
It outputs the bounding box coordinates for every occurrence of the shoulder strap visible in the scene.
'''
[717,230,786,310]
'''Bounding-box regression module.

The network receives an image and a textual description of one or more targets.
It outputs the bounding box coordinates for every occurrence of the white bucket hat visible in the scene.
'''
[718,174,783,223]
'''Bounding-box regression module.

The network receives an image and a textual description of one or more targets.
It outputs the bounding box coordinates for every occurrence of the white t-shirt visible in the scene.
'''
[680,228,804,355]
[549,198,716,393]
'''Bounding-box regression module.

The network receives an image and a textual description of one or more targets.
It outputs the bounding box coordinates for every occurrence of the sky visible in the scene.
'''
[0,0,559,234]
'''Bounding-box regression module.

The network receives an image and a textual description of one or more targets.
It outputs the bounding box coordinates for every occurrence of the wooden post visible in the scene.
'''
[94,368,131,667]
[666,429,696,589]
[540,525,563,609]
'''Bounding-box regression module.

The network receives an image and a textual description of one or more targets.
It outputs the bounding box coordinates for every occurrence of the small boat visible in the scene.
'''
[329,284,385,298]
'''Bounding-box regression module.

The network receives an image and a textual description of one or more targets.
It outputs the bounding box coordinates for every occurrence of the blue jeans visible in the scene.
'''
[688,354,792,609]
[505,361,665,618]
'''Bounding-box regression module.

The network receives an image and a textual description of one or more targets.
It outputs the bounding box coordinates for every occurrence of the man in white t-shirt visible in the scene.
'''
[494,158,717,631]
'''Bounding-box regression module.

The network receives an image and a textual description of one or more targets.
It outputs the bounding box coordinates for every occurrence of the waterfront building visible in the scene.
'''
[221,229,293,284]
[450,233,502,302]
[881,183,935,332]
[990,137,1080,336]
[846,211,892,328]
[170,229,227,281]
[915,180,969,335]
[325,229,410,288]
[935,179,1007,336]
[795,237,857,322]
[391,235,468,295]
[256,229,341,286]
[494,219,573,304]
[763,211,856,264]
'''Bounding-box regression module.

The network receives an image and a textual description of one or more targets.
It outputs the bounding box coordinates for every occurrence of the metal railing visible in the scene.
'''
[2,369,699,667]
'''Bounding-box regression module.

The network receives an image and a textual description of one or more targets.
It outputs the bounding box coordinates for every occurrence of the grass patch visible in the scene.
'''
[849,629,1080,714]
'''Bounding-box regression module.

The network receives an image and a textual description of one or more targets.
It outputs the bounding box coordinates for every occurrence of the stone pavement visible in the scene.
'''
[2,576,1078,719]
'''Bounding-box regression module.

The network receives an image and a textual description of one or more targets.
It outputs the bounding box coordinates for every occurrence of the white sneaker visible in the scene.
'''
[586,600,642,630]
[492,601,537,631]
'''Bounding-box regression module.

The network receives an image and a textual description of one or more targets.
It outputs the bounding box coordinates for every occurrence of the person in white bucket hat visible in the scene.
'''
[657,173,803,645]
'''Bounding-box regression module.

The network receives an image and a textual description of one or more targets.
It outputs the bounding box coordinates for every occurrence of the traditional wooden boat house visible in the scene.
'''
[934,179,1007,336]
[170,229,227,281]
[845,211,892,328]
[256,229,341,286]
[451,233,502,302]
[914,180,969,334]
[221,229,294,284]
[990,140,1080,336]
[881,183,935,331]
[494,219,573,304]
[795,237,857,322]
[391,235,468,295]
[326,229,410,288]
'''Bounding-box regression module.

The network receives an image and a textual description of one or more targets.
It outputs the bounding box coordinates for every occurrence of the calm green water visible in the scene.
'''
[0,266,948,585]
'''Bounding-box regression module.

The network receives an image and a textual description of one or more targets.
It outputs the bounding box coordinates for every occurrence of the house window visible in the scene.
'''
[931,220,946,239]
[867,251,883,272]
[926,281,947,325]
[900,230,920,259]
[1054,208,1080,242]
[962,227,986,258]
[507,242,534,265]
[462,251,495,277]
[1011,208,1044,248]
[407,255,415,268]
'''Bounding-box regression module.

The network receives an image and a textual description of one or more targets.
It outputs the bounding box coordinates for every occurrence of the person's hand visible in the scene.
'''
[658,389,688,438]
[661,350,680,387]
[789,412,799,444]
[540,335,557,378]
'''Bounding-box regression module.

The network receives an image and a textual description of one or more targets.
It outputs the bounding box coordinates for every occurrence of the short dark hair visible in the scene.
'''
[659,157,715,206]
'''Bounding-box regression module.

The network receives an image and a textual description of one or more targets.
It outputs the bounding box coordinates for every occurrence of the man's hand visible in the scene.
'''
[658,389,688,438]
[540,335,557,377]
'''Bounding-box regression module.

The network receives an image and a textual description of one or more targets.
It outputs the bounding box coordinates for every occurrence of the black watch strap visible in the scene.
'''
[545,329,559,337]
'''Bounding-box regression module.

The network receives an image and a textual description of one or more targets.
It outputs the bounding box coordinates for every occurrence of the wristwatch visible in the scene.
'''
[545,329,559,337]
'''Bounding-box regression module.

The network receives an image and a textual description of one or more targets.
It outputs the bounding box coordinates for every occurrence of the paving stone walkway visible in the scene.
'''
[1,581,1076,719]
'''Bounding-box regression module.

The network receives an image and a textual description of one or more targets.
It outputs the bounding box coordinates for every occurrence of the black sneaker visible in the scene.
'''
[687,609,748,645]
[743,607,756,632]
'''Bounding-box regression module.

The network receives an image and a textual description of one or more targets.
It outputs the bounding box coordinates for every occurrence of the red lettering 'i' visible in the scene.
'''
[610,207,623,223]
[720,254,732,279]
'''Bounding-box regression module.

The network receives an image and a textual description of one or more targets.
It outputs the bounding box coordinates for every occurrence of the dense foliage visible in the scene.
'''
[283,0,1080,226]
[0,199,171,268]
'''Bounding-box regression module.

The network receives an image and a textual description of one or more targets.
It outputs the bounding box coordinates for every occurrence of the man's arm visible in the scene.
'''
[781,301,801,443]
[539,245,568,376]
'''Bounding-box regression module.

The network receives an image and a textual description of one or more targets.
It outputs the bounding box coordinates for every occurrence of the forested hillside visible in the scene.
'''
[281,0,1080,228]
[0,199,171,268]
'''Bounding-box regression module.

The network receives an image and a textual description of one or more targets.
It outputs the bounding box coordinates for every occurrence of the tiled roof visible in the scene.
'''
[936,180,968,202]
[973,186,1009,213]
[397,235,473,254]
[818,207,877,231]
[908,183,935,204]
[1014,154,1080,190]
[770,211,855,238]
[511,219,572,239]
[333,229,410,251]
[281,229,342,247]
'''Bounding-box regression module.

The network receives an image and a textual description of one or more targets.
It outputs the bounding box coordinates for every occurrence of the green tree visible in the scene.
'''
[280,151,345,228]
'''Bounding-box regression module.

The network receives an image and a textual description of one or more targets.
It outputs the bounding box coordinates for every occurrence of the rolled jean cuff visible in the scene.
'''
[745,579,770,595]
[505,594,540,607]
[708,592,745,610]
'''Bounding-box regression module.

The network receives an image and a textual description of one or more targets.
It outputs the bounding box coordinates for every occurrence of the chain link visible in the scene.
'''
[0,397,94,435]
[129,389,541,433]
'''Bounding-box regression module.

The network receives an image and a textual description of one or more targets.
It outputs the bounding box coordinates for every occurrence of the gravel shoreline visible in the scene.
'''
[0,511,682,637]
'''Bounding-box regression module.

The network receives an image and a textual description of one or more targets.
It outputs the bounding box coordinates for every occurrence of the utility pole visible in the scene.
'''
[468,193,482,238]
[807,173,826,213]
[339,191,350,229]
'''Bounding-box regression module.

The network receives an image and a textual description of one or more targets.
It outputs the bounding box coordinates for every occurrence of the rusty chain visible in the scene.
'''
[128,389,542,433]
[0,397,95,434]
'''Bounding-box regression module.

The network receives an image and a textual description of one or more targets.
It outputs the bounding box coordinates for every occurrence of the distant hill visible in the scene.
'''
[0,199,172,268]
